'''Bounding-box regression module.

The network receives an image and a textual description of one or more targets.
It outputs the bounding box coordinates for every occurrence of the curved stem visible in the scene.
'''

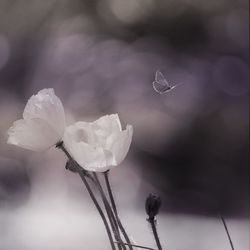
[219,213,235,250]
[57,142,116,250]
[93,173,126,250]
[149,219,162,250]
[104,171,133,250]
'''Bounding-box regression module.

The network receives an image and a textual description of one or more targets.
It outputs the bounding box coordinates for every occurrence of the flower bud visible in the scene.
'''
[145,194,161,220]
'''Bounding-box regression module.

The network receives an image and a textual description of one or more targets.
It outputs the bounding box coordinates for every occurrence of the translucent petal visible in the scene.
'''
[69,122,95,144]
[63,115,132,172]
[63,124,115,172]
[73,114,122,148]
[23,88,65,138]
[92,114,122,133]
[71,143,115,172]
[7,118,61,151]
[106,125,133,165]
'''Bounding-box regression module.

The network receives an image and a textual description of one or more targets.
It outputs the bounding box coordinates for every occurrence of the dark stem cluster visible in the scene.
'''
[57,141,235,250]
[56,141,154,250]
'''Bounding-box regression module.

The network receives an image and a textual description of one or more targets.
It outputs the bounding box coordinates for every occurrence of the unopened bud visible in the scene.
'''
[65,160,78,172]
[145,194,161,220]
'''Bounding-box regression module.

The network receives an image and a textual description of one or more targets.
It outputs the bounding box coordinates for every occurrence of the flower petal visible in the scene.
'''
[72,116,121,149]
[23,88,65,138]
[63,124,116,172]
[86,114,122,148]
[7,118,61,151]
[106,124,133,165]
[71,143,115,172]
[63,115,132,172]
[92,114,122,133]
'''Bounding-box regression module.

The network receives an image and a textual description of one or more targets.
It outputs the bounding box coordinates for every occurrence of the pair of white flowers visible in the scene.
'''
[7,89,133,172]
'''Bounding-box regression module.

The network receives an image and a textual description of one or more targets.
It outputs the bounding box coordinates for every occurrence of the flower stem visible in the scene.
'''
[93,172,126,250]
[104,171,119,216]
[219,212,235,250]
[114,241,156,250]
[104,171,133,250]
[77,171,117,250]
[56,142,116,250]
[148,218,162,250]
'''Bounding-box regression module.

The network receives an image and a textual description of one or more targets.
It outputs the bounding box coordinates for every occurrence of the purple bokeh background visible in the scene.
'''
[0,0,248,249]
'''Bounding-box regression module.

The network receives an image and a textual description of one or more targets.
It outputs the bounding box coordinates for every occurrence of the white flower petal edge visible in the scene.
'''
[7,88,65,152]
[92,114,122,133]
[23,88,65,137]
[63,114,133,172]
[106,124,133,166]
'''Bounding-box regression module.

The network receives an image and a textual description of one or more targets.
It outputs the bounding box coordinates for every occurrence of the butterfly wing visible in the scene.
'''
[155,70,171,88]
[152,70,171,94]
[152,80,172,94]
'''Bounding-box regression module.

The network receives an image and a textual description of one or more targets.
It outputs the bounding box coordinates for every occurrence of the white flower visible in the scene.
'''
[63,114,133,172]
[7,88,65,151]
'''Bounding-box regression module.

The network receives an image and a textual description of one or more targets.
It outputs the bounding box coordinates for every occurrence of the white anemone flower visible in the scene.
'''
[7,88,65,151]
[63,114,133,172]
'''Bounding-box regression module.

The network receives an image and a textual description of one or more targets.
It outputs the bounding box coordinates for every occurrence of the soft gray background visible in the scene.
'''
[0,0,249,249]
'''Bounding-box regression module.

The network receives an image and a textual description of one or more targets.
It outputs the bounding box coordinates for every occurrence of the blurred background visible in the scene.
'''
[0,0,249,249]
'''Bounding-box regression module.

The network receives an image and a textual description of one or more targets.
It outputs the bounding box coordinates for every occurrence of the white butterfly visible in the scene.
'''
[152,70,182,94]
